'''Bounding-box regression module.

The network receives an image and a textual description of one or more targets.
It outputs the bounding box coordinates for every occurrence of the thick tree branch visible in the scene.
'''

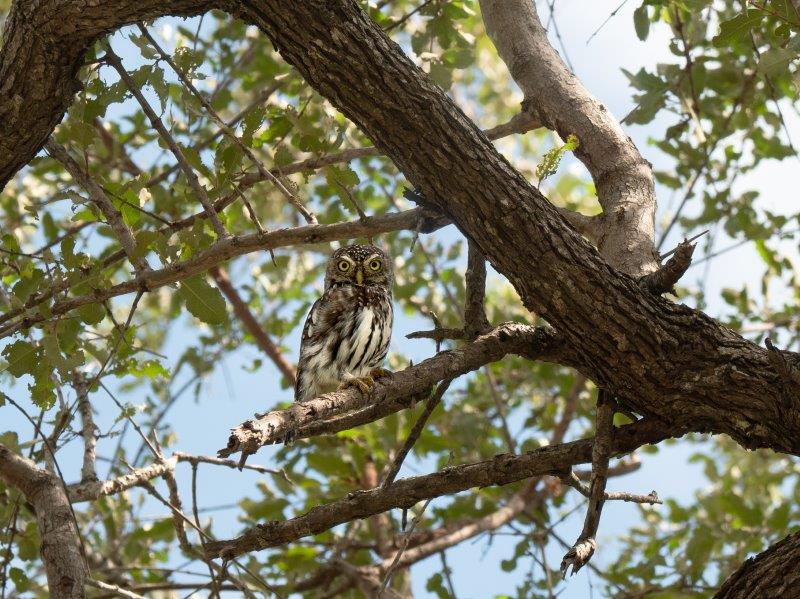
[0,444,86,598]
[228,0,800,457]
[478,0,659,277]
[715,531,800,598]
[217,324,569,461]
[0,0,215,189]
[205,418,677,560]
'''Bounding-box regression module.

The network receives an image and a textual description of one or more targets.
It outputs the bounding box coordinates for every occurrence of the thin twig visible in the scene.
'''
[381,379,452,489]
[136,24,316,224]
[104,46,229,239]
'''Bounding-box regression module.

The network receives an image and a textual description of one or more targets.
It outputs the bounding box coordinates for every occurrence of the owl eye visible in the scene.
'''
[337,260,351,272]
[368,259,382,271]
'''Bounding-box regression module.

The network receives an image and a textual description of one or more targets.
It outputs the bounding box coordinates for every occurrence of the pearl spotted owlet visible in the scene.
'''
[294,244,394,403]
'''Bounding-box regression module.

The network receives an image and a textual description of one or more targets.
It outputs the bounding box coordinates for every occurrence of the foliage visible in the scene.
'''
[0,0,798,597]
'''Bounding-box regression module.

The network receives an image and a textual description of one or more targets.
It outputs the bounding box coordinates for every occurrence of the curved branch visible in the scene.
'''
[0,0,215,189]
[478,0,659,276]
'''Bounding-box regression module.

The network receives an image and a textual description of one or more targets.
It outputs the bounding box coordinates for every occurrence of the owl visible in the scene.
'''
[294,244,394,403]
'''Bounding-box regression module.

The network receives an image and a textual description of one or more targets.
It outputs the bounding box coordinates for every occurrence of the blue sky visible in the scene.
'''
[2,1,798,597]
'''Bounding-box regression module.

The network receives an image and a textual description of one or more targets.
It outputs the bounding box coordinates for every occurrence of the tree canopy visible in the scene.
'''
[0,0,798,597]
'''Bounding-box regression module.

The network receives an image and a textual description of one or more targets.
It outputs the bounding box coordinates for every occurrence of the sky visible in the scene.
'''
[1,0,798,597]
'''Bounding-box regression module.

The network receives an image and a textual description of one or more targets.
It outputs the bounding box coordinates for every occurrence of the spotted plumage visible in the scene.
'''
[294,244,394,403]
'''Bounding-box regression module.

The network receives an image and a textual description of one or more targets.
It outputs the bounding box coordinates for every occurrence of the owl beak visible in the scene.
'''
[356,269,364,285]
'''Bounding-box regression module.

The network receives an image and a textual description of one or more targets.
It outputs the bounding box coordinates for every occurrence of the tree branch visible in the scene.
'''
[715,530,800,598]
[640,239,695,295]
[209,266,297,385]
[135,24,317,225]
[478,0,659,276]
[44,140,148,271]
[0,208,449,339]
[227,0,800,457]
[205,418,678,560]
[561,391,614,577]
[0,444,86,598]
[74,373,97,484]
[105,46,229,239]
[463,241,491,339]
[217,324,568,462]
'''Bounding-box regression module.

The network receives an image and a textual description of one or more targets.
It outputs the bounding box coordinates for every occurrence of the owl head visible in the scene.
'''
[324,244,393,291]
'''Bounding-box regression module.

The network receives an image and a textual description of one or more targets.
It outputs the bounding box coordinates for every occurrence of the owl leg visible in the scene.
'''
[338,372,374,395]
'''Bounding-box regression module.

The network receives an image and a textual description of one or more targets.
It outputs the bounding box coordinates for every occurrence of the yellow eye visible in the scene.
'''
[337,260,351,272]
[368,259,382,271]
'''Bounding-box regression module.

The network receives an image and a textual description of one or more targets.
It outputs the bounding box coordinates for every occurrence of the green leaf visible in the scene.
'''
[178,276,229,325]
[713,10,763,47]
[757,47,794,77]
[9,567,29,593]
[634,5,650,41]
[2,341,39,377]
[536,133,580,184]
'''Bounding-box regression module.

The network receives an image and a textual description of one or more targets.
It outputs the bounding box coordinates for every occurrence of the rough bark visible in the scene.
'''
[479,0,659,276]
[206,418,676,559]
[218,324,568,459]
[0,0,216,188]
[229,0,800,456]
[0,444,86,598]
[715,531,800,598]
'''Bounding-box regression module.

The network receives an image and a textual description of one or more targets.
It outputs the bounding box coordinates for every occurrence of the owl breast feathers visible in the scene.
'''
[294,245,394,403]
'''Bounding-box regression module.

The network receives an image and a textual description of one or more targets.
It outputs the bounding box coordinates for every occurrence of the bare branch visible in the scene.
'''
[205,418,677,560]
[561,391,614,577]
[217,324,568,461]
[74,373,97,483]
[640,239,696,295]
[68,457,178,504]
[560,470,660,505]
[87,579,146,599]
[381,379,452,489]
[44,139,148,271]
[464,241,491,338]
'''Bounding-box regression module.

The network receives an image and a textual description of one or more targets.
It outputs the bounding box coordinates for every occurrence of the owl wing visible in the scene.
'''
[294,287,349,402]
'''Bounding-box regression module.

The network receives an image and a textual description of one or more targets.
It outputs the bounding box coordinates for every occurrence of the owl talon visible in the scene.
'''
[369,367,392,379]
[338,375,374,395]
